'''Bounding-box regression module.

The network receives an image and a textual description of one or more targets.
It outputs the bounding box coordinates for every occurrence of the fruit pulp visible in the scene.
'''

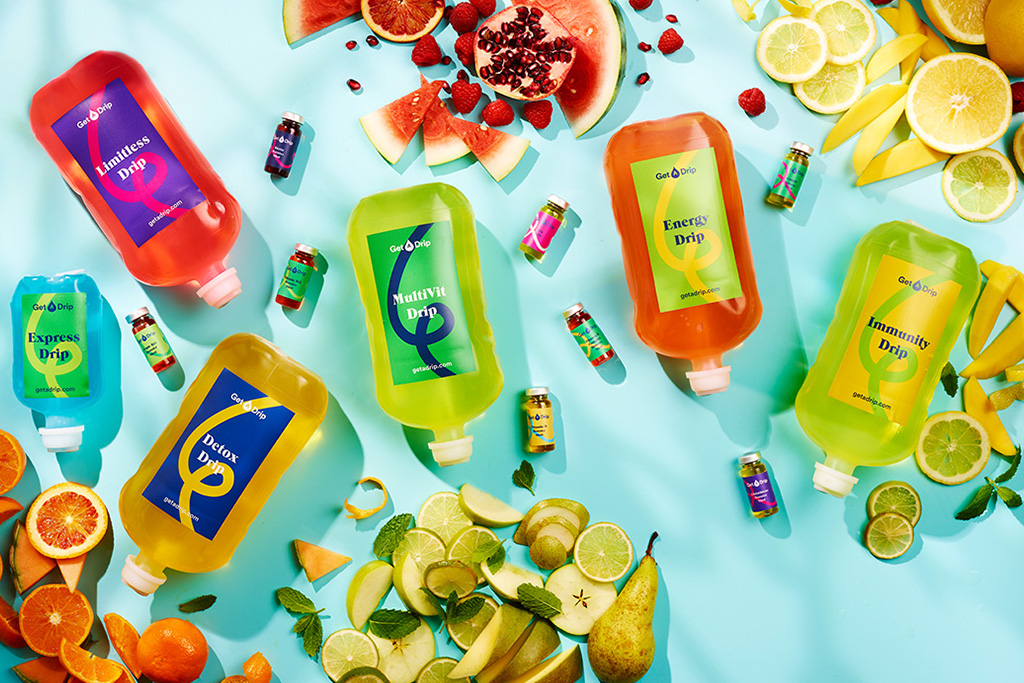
[795,221,979,496]
[347,183,503,465]
[603,112,762,394]
[29,52,242,303]
[118,334,327,590]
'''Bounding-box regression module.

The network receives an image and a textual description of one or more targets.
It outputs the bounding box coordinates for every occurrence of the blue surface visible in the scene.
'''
[1,1,1023,681]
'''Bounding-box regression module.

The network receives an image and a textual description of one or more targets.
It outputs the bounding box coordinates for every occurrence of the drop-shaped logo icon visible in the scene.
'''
[242,401,253,413]
[671,167,680,178]
[404,240,415,252]
[47,302,57,313]
[913,280,922,292]
[89,109,99,121]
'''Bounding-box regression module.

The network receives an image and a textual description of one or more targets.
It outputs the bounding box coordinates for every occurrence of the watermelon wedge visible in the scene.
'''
[423,95,471,166]
[294,539,351,582]
[283,0,362,44]
[360,80,445,164]
[448,116,531,181]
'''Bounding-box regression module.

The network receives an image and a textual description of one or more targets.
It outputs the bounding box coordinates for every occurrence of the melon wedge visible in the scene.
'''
[12,657,68,683]
[283,0,362,44]
[10,520,56,594]
[360,81,444,164]
[57,555,86,592]
[0,497,23,526]
[448,116,530,181]
[294,539,351,582]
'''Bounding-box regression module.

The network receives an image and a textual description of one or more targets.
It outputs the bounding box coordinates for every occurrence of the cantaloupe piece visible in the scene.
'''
[294,540,351,583]
[0,497,23,526]
[12,656,68,683]
[57,554,87,592]
[10,520,56,594]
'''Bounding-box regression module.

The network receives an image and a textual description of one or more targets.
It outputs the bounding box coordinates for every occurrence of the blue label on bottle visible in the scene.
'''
[50,78,207,248]
[142,368,294,540]
[266,129,300,171]
[742,472,777,512]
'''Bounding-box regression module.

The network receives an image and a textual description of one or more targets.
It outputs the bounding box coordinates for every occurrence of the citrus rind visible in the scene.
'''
[864,511,915,559]
[865,480,922,526]
[361,0,444,42]
[26,482,109,559]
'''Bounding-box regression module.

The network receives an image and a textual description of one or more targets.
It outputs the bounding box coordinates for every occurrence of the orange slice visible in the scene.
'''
[11,656,70,683]
[19,584,93,657]
[243,652,273,683]
[102,613,142,679]
[361,0,444,42]
[58,639,123,683]
[0,429,27,495]
[26,482,109,559]
[344,477,389,519]
[0,594,27,649]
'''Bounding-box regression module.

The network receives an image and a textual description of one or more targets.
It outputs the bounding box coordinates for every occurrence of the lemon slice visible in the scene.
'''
[794,61,866,114]
[445,594,497,651]
[865,481,922,526]
[942,149,1018,222]
[1013,121,1024,175]
[915,411,991,485]
[756,16,829,83]
[572,522,634,583]
[416,657,469,683]
[446,525,499,583]
[810,0,876,65]
[418,492,473,546]
[921,0,988,44]
[905,53,1012,155]
[322,629,380,683]
[863,512,915,559]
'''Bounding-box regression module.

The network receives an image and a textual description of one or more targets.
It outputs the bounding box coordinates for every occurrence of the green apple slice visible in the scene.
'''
[346,560,394,630]
[544,564,617,636]
[448,606,505,678]
[504,645,584,683]
[476,620,560,683]
[480,559,544,601]
[459,484,524,527]
[367,618,436,683]
[393,552,439,616]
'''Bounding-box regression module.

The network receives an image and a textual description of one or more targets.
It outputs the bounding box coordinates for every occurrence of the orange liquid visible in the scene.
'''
[604,112,761,373]
[29,51,241,289]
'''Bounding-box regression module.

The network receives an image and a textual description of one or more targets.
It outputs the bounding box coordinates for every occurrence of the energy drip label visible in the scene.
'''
[526,406,554,448]
[51,78,206,247]
[742,472,776,512]
[629,148,743,312]
[142,368,294,540]
[827,255,961,425]
[367,221,477,385]
[277,261,314,301]
[769,159,807,203]
[21,293,89,399]
[572,319,612,363]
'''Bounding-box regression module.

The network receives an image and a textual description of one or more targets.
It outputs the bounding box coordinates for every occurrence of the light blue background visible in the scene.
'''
[1,1,1022,681]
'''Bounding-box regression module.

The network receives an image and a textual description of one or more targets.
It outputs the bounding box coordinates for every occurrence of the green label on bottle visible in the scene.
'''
[21,292,89,399]
[571,319,613,364]
[367,221,477,385]
[134,325,174,367]
[769,158,807,202]
[629,148,743,312]
[277,259,314,301]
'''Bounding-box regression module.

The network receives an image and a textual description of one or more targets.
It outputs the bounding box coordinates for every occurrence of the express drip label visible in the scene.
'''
[21,293,89,399]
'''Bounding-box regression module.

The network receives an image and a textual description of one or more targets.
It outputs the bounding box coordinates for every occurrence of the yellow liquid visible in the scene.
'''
[119,333,327,582]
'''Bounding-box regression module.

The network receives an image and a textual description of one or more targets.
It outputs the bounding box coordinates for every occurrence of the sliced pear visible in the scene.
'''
[459,484,524,527]
[544,564,617,636]
[504,645,584,683]
[530,535,568,571]
[486,605,534,668]
[514,499,590,545]
[346,560,394,630]
[366,618,435,683]
[523,516,578,547]
[392,552,439,616]
[480,559,544,601]
[476,620,560,683]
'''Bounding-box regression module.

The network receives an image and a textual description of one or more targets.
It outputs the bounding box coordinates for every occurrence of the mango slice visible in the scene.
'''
[856,138,948,186]
[961,314,1024,379]
[852,96,906,175]
[897,1,924,81]
[980,260,1024,311]
[968,264,1019,358]
[732,0,759,21]
[963,377,1016,455]
[876,6,951,61]
[823,83,908,152]
[865,34,928,83]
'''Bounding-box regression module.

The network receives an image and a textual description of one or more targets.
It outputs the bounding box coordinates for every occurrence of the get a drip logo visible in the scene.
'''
[75,100,113,129]
[21,292,89,399]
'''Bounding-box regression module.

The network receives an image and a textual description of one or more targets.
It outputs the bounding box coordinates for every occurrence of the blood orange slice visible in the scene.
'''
[58,639,122,683]
[26,483,108,559]
[19,584,93,657]
[361,0,445,42]
[0,429,27,495]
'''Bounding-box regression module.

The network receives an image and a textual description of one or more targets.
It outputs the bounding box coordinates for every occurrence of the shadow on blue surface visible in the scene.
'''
[156,360,187,391]
[270,120,316,197]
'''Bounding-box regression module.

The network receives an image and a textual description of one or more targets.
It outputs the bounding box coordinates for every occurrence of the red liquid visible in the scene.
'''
[130,316,177,373]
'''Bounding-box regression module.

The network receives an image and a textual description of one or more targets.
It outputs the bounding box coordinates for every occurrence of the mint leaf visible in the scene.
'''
[277,587,317,614]
[368,609,420,639]
[178,594,216,613]
[302,614,323,658]
[512,460,536,495]
[996,486,1023,508]
[449,595,484,625]
[955,483,994,520]
[940,361,959,398]
[418,587,445,625]
[373,513,414,558]
[486,543,506,573]
[471,539,505,565]
[995,450,1022,484]
[445,590,460,620]
[517,584,561,618]
[293,613,315,634]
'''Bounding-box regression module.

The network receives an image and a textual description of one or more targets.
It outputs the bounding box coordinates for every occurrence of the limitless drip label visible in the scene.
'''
[266,129,299,171]
[142,368,294,540]
[521,212,562,253]
[629,149,743,312]
[51,78,206,248]
[827,255,961,425]
[367,221,476,385]
[21,293,89,399]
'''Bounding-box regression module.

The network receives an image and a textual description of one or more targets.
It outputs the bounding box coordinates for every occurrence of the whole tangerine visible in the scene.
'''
[137,618,208,683]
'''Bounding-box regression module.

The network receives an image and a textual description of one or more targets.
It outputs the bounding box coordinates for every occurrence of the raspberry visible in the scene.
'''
[482,99,514,126]
[412,35,443,66]
[470,0,496,17]
[451,80,482,113]
[346,40,357,50]
[450,2,480,34]
[1013,82,1024,114]
[636,72,650,85]
[658,29,683,54]
[737,88,766,116]
[630,0,653,9]
[455,31,477,68]
[523,100,553,129]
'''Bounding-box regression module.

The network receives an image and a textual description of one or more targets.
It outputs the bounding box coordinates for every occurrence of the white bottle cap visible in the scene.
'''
[428,436,473,466]
[813,462,859,498]
[196,268,242,308]
[38,425,84,452]
[122,555,167,596]
[686,366,731,396]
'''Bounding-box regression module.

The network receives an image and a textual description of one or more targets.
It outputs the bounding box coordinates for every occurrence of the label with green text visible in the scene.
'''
[21,292,90,399]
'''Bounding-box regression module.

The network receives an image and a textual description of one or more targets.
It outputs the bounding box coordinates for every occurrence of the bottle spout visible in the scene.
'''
[39,415,84,452]
[429,426,472,466]
[686,356,731,396]
[813,461,859,498]
[122,553,167,596]
[196,267,241,308]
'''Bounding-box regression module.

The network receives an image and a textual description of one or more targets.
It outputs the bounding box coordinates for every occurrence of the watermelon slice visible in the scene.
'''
[294,539,351,582]
[521,0,626,137]
[10,520,56,594]
[360,80,445,164]
[422,94,471,166]
[283,0,362,44]
[448,116,531,181]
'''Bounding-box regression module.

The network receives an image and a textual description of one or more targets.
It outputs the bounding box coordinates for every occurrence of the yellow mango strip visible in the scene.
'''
[967,264,1019,358]
[1006,363,1024,382]
[732,0,759,22]
[961,314,1024,379]
[852,96,906,175]
[876,6,950,61]
[343,476,388,519]
[897,0,924,82]
[980,260,1024,310]
[822,83,909,152]
[777,0,812,17]
[989,383,1024,410]
[963,377,1017,455]
[865,34,928,83]
[855,138,948,186]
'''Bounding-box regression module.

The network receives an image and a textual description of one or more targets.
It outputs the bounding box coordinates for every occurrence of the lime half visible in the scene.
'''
[794,61,866,114]
[446,525,499,583]
[756,16,829,83]
[418,492,473,546]
[423,560,478,599]
[446,593,498,651]
[340,668,390,683]
[810,0,876,65]
[866,481,922,526]
[322,629,380,683]
[572,522,634,583]
[915,411,991,485]
[863,511,914,559]
[416,657,470,683]
[942,149,1018,222]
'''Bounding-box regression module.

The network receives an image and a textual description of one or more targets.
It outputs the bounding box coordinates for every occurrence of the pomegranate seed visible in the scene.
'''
[457,69,469,81]
[636,72,650,85]
[666,13,678,22]
[441,55,453,65]
[347,79,362,91]
[638,42,652,52]
[346,40,357,50]
[366,35,379,46]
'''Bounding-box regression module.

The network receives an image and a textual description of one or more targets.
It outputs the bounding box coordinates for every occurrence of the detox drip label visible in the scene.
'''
[828,254,961,425]
[142,368,294,540]
[629,149,743,312]
[51,78,206,248]
[21,293,89,399]
[367,221,476,385]
[526,405,554,449]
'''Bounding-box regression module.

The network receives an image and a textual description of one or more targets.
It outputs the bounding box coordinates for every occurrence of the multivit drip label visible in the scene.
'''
[51,78,206,248]
[143,368,294,540]
[367,221,477,385]
[21,293,89,399]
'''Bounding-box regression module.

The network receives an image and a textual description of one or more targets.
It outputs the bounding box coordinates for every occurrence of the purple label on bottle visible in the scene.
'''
[266,129,299,171]
[521,211,563,254]
[743,472,777,512]
[50,78,206,248]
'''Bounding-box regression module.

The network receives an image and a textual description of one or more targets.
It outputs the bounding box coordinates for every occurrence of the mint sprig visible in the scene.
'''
[512,460,536,495]
[956,451,1022,521]
[368,608,420,639]
[373,513,414,558]
[276,587,325,658]
[517,584,561,618]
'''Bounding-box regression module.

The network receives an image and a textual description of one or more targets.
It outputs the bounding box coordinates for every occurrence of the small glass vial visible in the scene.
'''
[524,388,555,453]
[563,303,615,367]
[519,195,569,260]
[265,111,304,178]
[275,243,319,310]
[126,307,177,374]
[739,451,779,518]
[766,142,813,209]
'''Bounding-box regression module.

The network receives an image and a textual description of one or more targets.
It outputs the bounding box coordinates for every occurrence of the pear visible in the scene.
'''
[586,532,659,683]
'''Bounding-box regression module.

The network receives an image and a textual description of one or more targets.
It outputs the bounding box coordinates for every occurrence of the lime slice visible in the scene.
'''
[1013,122,1024,176]
[446,593,498,651]
[794,61,866,114]
[906,54,1012,155]
[864,512,914,559]
[458,484,524,527]
[340,667,390,683]
[392,528,446,569]
[989,382,1024,410]
[416,657,469,683]
[1006,362,1024,382]
[572,522,634,583]
[915,411,991,485]
[322,629,380,683]
[810,0,876,65]
[446,525,499,583]
[418,492,473,546]
[865,481,922,526]
[423,560,478,599]
[756,16,829,84]
[942,149,1018,222]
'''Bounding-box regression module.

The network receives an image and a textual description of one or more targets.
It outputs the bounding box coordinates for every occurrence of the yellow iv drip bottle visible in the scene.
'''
[119,334,327,594]
[795,221,979,497]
